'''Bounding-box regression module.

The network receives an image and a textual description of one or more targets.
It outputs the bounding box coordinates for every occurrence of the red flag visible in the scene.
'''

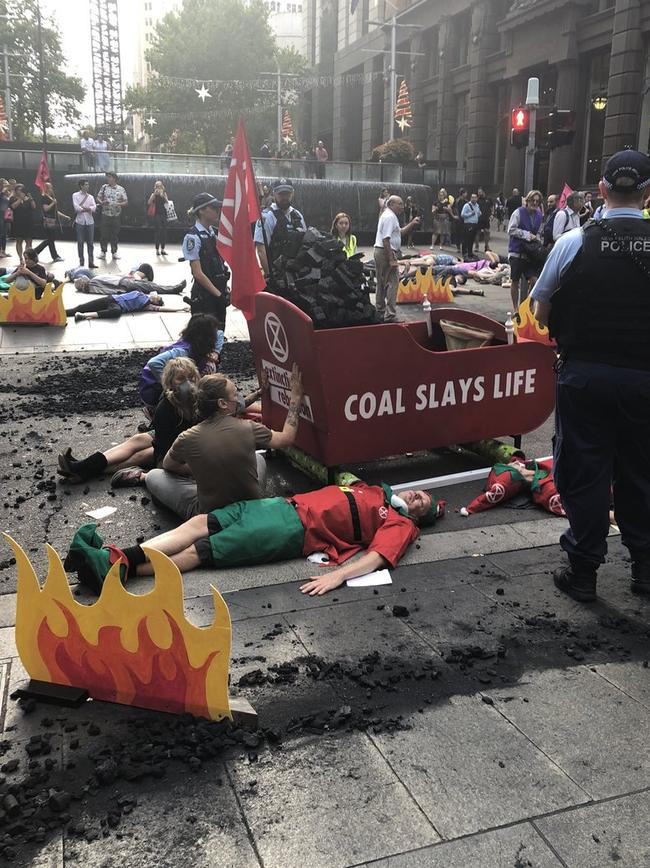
[217,120,265,321]
[557,182,573,210]
[34,151,50,194]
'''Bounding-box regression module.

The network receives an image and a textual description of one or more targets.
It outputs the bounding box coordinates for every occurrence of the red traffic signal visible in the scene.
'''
[512,107,529,131]
[510,107,530,149]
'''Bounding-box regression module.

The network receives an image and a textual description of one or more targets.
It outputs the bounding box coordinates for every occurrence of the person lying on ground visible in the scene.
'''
[57,357,200,485]
[65,263,154,282]
[65,290,188,322]
[70,271,186,296]
[64,473,445,596]
[138,365,304,521]
[139,313,224,413]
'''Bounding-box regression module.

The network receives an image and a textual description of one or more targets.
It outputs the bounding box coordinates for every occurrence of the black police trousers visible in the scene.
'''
[554,358,650,568]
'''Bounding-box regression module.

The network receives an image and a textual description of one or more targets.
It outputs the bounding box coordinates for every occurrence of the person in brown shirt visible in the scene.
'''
[143,365,303,519]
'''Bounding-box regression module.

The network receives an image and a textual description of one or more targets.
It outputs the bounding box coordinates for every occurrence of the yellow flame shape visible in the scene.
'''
[514,296,555,345]
[0,282,67,326]
[4,535,233,720]
[398,266,454,304]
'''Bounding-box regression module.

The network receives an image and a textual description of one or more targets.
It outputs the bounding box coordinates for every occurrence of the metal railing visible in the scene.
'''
[0,148,403,183]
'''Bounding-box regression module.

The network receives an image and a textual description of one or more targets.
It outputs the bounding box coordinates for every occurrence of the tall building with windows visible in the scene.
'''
[302,0,650,193]
[265,0,306,54]
[132,0,180,89]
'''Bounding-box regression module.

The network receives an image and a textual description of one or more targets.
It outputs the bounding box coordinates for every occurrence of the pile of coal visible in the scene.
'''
[267,228,378,329]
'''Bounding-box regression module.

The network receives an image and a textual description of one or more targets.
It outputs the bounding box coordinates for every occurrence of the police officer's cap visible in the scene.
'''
[191,192,222,213]
[603,149,650,194]
[273,178,294,193]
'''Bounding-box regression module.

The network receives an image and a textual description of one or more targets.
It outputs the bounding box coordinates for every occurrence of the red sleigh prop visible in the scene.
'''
[248,294,557,469]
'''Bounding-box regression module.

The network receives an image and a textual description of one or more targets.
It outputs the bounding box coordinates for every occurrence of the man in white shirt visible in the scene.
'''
[72,179,97,268]
[373,195,421,322]
[80,131,95,172]
[552,192,584,242]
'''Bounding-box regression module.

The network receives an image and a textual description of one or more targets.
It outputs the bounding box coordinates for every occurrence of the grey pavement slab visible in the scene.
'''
[227,731,439,868]
[535,789,650,868]
[594,660,650,709]
[369,694,586,839]
[61,762,260,868]
[490,667,650,799]
[361,821,562,867]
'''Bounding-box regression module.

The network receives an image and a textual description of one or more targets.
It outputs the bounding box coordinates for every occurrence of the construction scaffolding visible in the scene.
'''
[89,0,124,148]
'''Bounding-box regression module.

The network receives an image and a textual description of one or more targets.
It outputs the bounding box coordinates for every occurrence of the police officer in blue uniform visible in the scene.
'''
[531,149,650,602]
[182,192,230,328]
[254,178,306,278]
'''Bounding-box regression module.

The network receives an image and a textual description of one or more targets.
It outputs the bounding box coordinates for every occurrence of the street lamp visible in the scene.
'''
[591,95,608,111]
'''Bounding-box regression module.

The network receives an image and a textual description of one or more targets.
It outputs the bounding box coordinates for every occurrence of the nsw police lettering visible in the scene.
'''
[601,236,650,255]
[343,370,537,421]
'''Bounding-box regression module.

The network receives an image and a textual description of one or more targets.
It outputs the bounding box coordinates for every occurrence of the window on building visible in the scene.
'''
[427,28,439,78]
[584,53,610,185]
[425,102,438,161]
[455,92,469,171]
[455,11,471,67]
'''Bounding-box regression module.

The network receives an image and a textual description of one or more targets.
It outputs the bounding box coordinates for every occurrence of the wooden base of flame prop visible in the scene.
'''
[514,296,555,346]
[0,282,67,326]
[5,535,254,724]
[397,267,454,305]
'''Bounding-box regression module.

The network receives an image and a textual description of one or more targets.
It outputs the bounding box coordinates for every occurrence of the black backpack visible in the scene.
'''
[543,208,558,246]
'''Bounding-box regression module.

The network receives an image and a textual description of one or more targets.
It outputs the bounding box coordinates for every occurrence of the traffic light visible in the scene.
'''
[510,107,530,149]
[548,109,576,149]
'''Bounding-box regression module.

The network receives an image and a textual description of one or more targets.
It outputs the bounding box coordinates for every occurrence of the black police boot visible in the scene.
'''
[553,557,597,602]
[630,556,650,595]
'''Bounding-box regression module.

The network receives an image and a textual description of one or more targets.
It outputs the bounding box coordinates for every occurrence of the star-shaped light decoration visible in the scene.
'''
[196,84,212,102]
[396,116,411,132]
[146,116,157,127]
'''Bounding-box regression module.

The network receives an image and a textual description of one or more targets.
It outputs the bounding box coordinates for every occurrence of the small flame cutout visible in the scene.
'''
[398,267,454,304]
[0,282,67,326]
[4,535,232,720]
[514,296,555,346]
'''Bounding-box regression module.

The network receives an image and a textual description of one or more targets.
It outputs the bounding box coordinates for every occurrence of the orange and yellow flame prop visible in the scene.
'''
[397,267,454,304]
[0,282,66,326]
[5,536,233,720]
[514,296,555,346]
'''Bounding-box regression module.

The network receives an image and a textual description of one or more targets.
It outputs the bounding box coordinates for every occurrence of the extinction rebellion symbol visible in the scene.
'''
[264,312,289,363]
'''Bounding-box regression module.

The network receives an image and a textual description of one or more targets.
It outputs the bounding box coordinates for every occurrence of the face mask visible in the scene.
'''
[391,494,408,512]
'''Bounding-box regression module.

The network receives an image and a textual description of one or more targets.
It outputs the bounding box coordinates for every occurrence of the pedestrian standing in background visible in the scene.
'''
[579,190,594,226]
[506,187,523,219]
[542,194,558,247]
[314,140,328,179]
[378,187,390,213]
[80,131,95,172]
[552,192,584,242]
[72,179,97,269]
[460,192,481,260]
[531,150,650,603]
[507,189,544,311]
[331,212,357,258]
[403,196,420,249]
[93,135,110,173]
[183,192,230,329]
[431,188,452,249]
[495,192,506,231]
[0,179,10,258]
[9,183,36,261]
[260,139,271,158]
[147,180,169,256]
[97,172,128,260]
[33,182,68,263]
[451,188,467,255]
[476,188,493,253]
[373,195,421,323]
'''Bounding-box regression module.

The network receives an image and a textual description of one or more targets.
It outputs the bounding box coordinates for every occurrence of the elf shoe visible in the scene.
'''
[63,523,127,595]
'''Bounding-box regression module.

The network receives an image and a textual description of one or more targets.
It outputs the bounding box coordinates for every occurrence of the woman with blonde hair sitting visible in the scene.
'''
[57,357,200,487]
[331,212,357,258]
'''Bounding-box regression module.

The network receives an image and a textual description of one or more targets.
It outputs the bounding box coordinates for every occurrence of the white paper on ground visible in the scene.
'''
[347,569,392,588]
[85,506,117,520]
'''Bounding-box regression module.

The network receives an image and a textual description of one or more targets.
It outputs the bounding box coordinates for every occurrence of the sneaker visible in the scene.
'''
[631,558,650,595]
[63,523,127,594]
[89,262,97,269]
[97,252,106,260]
[74,312,86,322]
[155,248,159,255]
[161,249,168,256]
[553,565,597,602]
[112,251,121,259]
[52,256,64,263]
[110,466,144,488]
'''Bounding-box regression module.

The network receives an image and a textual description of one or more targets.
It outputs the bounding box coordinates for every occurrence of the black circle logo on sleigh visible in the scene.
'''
[265,312,289,363]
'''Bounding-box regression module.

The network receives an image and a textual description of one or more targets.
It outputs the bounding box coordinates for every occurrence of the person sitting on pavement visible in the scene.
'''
[64,472,445,597]
[64,290,186,322]
[141,364,304,521]
[0,248,57,298]
[57,357,200,485]
[139,313,224,414]
[67,265,186,296]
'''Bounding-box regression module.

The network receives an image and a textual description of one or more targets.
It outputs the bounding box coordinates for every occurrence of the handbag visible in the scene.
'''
[519,238,548,267]
[4,207,12,222]
[43,216,57,230]
[147,201,156,218]
[164,199,178,222]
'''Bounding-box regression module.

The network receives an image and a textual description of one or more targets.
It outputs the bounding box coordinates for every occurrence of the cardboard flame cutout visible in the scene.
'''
[397,267,454,304]
[5,535,233,720]
[0,282,67,326]
[514,296,555,346]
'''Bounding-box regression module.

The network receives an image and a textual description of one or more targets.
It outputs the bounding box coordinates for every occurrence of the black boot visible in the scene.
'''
[553,557,597,602]
[631,556,650,595]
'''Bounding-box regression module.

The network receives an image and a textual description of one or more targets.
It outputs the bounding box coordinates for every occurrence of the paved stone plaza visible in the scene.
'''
[1,236,648,867]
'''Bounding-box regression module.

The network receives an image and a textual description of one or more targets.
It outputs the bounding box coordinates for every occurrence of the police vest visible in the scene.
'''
[186,225,229,302]
[267,207,304,262]
[548,217,650,370]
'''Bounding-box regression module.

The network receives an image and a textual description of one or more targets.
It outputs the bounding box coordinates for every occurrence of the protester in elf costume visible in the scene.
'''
[64,473,445,597]
[460,458,565,516]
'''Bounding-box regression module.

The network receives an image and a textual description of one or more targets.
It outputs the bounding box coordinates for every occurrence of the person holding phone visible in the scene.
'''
[9,184,36,260]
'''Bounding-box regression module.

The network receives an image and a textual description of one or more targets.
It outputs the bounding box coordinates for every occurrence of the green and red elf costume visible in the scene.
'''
[461,458,565,517]
[64,473,445,594]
